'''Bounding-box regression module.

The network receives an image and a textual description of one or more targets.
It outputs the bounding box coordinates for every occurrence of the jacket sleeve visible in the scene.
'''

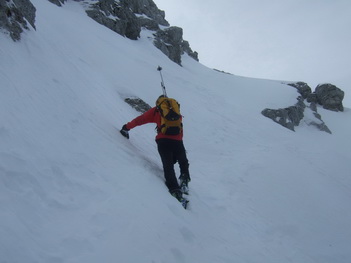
[126,107,157,130]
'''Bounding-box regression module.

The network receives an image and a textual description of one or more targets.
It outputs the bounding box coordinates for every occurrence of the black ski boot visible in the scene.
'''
[171,189,189,209]
[179,174,190,195]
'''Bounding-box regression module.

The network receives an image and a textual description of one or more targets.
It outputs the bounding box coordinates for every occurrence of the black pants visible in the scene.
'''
[156,139,190,192]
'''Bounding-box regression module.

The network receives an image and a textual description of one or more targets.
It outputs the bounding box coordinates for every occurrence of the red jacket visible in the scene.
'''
[126,107,183,141]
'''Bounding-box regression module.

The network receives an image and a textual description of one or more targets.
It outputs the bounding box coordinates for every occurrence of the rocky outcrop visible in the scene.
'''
[288,82,312,99]
[86,0,141,40]
[262,82,333,133]
[288,82,344,112]
[48,0,65,7]
[262,97,305,131]
[124,97,151,113]
[181,40,199,62]
[153,26,199,65]
[127,0,168,26]
[0,0,36,41]
[85,0,198,64]
[310,84,344,112]
[85,0,169,40]
[306,102,332,134]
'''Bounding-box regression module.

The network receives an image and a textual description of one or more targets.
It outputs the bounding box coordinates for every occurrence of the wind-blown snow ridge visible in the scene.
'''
[1,1,351,263]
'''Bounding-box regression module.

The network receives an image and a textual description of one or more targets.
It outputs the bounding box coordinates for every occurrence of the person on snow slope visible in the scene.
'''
[120,95,191,202]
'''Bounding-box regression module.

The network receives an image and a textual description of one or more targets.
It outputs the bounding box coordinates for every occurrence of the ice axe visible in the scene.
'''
[157,66,167,97]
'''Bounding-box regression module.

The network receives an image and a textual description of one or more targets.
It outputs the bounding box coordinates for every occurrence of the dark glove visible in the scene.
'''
[120,124,130,139]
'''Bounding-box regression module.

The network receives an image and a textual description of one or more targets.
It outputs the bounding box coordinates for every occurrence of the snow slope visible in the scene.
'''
[1,1,351,262]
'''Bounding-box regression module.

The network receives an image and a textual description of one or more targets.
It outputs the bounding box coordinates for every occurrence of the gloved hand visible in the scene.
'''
[120,124,130,139]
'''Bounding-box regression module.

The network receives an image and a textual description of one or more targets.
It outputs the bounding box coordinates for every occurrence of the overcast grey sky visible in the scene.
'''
[153,0,351,107]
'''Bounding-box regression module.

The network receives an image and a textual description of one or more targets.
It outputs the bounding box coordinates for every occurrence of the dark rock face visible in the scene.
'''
[262,82,333,134]
[153,26,199,64]
[1,0,198,63]
[138,16,160,31]
[181,40,199,61]
[85,0,198,64]
[85,0,169,40]
[314,84,344,112]
[307,102,332,134]
[288,82,312,99]
[127,0,168,26]
[0,0,36,41]
[48,0,65,7]
[262,97,305,131]
[153,26,183,65]
[124,97,151,113]
[86,0,141,40]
